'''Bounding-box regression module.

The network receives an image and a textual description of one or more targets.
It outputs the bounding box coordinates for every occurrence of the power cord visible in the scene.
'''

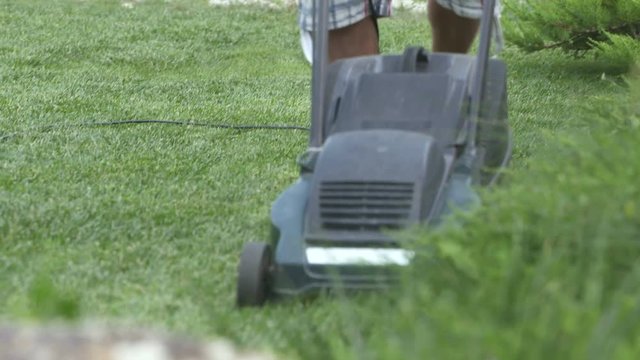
[0,119,310,142]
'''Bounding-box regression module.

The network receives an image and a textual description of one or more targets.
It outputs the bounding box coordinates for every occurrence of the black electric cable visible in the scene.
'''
[0,119,309,143]
[70,119,310,131]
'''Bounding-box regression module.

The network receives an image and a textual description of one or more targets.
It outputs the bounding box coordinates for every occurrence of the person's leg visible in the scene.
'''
[428,0,480,53]
[328,16,379,62]
[299,0,390,63]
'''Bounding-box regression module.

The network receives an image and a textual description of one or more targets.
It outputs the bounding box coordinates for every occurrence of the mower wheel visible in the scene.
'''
[236,242,272,307]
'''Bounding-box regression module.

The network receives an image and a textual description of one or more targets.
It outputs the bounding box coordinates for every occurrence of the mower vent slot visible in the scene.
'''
[319,181,414,232]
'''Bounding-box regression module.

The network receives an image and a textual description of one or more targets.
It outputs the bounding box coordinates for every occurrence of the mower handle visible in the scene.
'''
[308,0,329,149]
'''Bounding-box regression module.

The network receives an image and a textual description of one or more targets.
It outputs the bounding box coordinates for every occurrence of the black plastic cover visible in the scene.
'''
[303,130,446,246]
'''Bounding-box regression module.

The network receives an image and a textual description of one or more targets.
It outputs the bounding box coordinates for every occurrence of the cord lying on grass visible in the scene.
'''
[0,120,310,143]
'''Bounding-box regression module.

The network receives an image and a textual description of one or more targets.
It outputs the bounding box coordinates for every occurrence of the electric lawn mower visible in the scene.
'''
[236,0,511,306]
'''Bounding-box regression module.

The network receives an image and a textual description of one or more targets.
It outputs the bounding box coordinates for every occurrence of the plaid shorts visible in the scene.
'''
[435,0,484,19]
[298,0,485,32]
[298,0,392,32]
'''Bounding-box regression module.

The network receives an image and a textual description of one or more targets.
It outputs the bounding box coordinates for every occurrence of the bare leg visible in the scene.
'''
[428,0,480,53]
[328,16,379,62]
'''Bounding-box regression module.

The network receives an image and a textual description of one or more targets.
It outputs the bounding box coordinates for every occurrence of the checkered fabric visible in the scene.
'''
[435,0,485,19]
[298,1,490,31]
[298,0,392,32]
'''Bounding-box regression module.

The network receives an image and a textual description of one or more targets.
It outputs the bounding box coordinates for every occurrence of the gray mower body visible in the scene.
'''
[268,49,510,296]
[234,0,510,306]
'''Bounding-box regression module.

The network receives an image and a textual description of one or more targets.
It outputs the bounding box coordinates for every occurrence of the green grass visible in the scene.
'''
[1,0,638,359]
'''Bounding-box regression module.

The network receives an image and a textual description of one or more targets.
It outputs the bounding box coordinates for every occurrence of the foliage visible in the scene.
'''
[596,33,640,73]
[503,0,640,72]
[321,74,640,359]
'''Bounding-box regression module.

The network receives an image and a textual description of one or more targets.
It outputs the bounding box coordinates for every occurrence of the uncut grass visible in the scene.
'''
[0,0,631,358]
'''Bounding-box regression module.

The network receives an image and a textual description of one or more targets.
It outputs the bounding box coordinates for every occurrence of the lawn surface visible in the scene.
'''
[1,1,638,359]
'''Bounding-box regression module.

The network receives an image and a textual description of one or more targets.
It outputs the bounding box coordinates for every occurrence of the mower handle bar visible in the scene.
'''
[308,0,499,150]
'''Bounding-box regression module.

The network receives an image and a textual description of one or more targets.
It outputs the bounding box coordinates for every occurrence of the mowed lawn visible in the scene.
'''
[1,0,636,359]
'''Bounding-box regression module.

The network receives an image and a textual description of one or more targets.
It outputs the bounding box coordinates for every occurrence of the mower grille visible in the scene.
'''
[319,181,414,232]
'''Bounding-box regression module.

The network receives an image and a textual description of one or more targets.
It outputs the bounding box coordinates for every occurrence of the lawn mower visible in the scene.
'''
[236,0,511,306]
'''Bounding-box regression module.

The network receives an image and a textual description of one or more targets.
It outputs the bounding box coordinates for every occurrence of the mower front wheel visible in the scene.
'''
[236,242,272,307]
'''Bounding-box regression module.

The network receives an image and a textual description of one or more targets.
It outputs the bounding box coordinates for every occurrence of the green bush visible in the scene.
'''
[596,33,640,73]
[320,75,640,359]
[504,0,640,72]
